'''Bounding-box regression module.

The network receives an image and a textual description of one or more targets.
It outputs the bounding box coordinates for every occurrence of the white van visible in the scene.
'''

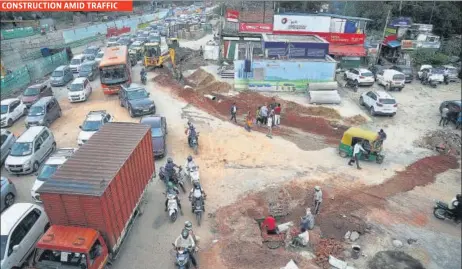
[69,54,86,73]
[67,77,92,103]
[376,69,406,91]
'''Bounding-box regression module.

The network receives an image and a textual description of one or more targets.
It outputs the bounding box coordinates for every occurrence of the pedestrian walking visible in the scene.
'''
[313,186,323,215]
[245,111,252,132]
[348,140,367,170]
[255,106,262,126]
[260,104,268,125]
[274,103,281,126]
[440,107,449,127]
[266,114,273,138]
[230,102,237,123]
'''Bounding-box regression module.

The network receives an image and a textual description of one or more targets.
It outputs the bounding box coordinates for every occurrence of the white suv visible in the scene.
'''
[1,98,27,128]
[31,148,77,203]
[359,90,398,117]
[68,77,92,103]
[344,68,375,86]
[78,110,113,146]
[0,203,49,269]
[4,126,56,175]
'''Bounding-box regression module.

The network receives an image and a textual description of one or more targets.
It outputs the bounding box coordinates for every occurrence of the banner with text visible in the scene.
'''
[239,23,272,34]
[226,9,239,23]
[0,0,133,12]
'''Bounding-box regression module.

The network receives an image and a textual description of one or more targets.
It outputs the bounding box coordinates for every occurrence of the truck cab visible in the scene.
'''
[30,225,109,269]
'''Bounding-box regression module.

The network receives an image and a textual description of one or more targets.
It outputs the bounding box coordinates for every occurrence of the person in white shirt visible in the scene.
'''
[230,102,237,123]
[266,113,273,138]
[440,107,449,127]
[184,155,197,181]
[348,140,367,169]
[313,187,323,215]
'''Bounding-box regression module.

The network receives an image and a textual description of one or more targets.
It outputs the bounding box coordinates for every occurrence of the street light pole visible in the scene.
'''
[375,9,391,65]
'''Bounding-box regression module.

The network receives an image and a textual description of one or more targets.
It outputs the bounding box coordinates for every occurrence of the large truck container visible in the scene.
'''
[37,122,155,257]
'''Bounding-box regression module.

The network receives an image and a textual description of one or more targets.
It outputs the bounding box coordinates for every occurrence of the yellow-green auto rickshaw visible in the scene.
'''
[338,127,385,164]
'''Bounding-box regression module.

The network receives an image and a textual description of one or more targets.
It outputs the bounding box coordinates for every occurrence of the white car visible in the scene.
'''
[344,68,375,86]
[1,98,27,128]
[95,51,104,63]
[69,54,87,73]
[417,65,444,83]
[67,77,92,103]
[30,148,76,203]
[78,110,113,146]
[375,69,406,91]
[0,203,49,269]
[359,90,398,117]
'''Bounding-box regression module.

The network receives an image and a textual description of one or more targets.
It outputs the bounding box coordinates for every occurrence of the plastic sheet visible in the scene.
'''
[308,90,341,104]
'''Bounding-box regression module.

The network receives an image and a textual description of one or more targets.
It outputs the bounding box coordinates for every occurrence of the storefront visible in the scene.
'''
[262,34,329,59]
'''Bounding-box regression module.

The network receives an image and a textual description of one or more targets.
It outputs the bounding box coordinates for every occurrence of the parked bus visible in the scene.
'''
[99,45,131,94]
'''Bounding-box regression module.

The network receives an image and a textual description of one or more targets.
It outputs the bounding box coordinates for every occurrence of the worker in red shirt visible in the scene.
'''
[261,215,278,234]
[274,104,281,126]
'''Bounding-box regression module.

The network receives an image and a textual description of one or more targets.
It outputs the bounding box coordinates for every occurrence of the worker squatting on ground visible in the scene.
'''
[313,187,323,215]
[261,215,278,234]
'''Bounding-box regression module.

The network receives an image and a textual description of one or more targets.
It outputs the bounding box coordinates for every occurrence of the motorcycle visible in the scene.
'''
[172,244,192,269]
[176,166,187,193]
[444,75,449,85]
[191,196,206,226]
[344,78,358,92]
[433,200,460,223]
[421,77,437,88]
[189,133,199,155]
[160,166,186,193]
[141,73,147,85]
[186,165,200,185]
[166,193,179,222]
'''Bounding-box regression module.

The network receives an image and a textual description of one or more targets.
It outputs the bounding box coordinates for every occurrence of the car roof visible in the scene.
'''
[55,65,68,71]
[72,77,87,84]
[81,61,96,66]
[1,98,19,105]
[32,96,54,106]
[374,90,395,99]
[384,69,403,74]
[86,45,98,49]
[1,203,35,235]
[17,126,46,142]
[357,68,372,73]
[140,115,162,125]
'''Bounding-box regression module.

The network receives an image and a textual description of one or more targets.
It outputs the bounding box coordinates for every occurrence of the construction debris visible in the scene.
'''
[415,129,461,155]
[314,238,344,268]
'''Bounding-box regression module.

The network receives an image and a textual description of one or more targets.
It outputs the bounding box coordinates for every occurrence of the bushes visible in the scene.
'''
[411,49,449,66]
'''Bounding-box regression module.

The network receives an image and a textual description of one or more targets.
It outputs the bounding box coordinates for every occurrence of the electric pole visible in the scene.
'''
[376,9,391,65]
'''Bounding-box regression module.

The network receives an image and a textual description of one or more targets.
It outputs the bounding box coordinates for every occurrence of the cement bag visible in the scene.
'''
[280,260,299,269]
[309,90,341,104]
[277,221,294,233]
[308,82,338,91]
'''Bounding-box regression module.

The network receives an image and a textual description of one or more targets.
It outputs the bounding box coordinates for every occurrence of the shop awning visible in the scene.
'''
[329,45,366,57]
[385,40,401,48]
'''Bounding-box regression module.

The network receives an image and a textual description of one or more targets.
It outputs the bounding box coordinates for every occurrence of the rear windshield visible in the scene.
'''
[52,70,63,77]
[393,74,405,80]
[379,98,396,104]
[361,72,373,77]
[70,58,82,65]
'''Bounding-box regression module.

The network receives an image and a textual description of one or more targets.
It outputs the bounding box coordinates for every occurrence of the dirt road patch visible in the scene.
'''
[369,251,426,269]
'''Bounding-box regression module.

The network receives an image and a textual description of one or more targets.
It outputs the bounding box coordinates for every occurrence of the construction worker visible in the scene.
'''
[313,186,323,215]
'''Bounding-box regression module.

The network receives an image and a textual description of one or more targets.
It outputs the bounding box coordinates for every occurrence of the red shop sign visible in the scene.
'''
[273,30,365,45]
[239,23,273,33]
[226,9,239,22]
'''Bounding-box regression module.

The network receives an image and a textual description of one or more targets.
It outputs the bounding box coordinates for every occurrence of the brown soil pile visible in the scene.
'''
[343,114,368,126]
[415,129,461,155]
[176,47,208,71]
[187,68,215,86]
[196,81,232,94]
[154,72,346,143]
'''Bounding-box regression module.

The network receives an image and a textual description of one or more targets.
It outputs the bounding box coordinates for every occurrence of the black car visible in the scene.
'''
[391,65,413,83]
[140,115,167,158]
[119,83,156,117]
[439,100,461,124]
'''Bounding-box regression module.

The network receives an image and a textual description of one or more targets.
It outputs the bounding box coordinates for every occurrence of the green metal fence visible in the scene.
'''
[1,27,38,40]
[1,50,69,97]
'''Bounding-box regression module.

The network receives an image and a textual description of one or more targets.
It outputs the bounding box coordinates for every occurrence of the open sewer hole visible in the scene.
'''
[368,250,426,269]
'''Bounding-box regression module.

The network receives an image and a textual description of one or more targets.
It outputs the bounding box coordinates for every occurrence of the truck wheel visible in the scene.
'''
[370,107,376,116]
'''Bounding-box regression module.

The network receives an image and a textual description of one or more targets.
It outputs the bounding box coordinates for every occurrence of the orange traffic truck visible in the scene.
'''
[29,122,155,269]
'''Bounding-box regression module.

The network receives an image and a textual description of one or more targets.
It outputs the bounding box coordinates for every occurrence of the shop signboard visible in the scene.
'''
[273,14,330,33]
[401,40,415,50]
[226,9,239,23]
[388,17,412,27]
[239,23,273,33]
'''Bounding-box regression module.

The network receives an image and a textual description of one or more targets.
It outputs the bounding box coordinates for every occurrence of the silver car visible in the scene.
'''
[1,129,16,164]
[0,176,17,211]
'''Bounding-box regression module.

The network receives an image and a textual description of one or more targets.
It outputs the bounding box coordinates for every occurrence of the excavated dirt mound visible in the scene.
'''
[368,251,426,269]
[415,129,461,155]
[343,114,368,126]
[176,47,208,71]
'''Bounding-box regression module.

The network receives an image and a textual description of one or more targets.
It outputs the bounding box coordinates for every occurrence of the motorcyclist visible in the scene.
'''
[184,221,198,243]
[448,194,462,221]
[174,229,198,268]
[421,68,429,83]
[165,181,181,212]
[140,68,147,80]
[184,155,198,181]
[189,181,206,212]
[165,157,179,183]
[185,122,198,147]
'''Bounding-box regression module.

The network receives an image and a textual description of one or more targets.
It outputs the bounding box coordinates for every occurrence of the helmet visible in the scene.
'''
[184,221,193,230]
[187,121,192,127]
[167,157,173,163]
[187,155,193,162]
[314,186,320,191]
[167,181,174,188]
[181,229,189,239]
[194,181,200,189]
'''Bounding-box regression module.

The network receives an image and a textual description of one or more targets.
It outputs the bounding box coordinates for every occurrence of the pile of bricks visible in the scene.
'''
[314,238,344,268]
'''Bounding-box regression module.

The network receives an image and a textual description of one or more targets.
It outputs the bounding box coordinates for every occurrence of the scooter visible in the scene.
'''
[166,193,179,222]
[191,195,206,227]
[186,165,200,185]
[141,73,147,85]
[172,244,192,269]
[433,200,460,223]
[344,78,358,92]
[189,133,199,155]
